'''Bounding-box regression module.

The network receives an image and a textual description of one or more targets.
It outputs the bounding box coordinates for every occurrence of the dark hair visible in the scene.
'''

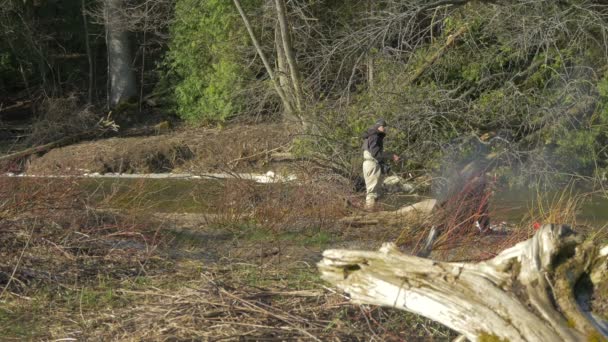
[375,118,387,127]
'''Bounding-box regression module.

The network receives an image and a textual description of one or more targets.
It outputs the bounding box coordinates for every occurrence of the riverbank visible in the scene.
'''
[21,123,295,175]
[2,123,607,340]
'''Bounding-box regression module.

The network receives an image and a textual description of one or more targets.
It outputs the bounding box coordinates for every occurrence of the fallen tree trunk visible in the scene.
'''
[3,171,297,184]
[319,224,608,341]
[409,26,468,84]
[340,199,436,226]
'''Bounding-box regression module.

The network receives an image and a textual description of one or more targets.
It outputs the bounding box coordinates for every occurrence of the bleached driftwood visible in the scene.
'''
[2,170,297,184]
[340,199,436,226]
[383,175,415,193]
[319,224,608,341]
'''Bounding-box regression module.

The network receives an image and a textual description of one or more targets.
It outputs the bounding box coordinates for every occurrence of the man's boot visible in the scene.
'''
[365,197,376,210]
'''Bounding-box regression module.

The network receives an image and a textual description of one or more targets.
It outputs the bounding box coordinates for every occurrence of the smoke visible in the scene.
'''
[432,135,494,202]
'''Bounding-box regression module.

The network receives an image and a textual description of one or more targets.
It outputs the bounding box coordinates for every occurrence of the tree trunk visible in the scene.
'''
[274,21,295,108]
[367,55,374,91]
[409,25,468,85]
[367,0,374,91]
[82,0,94,104]
[319,224,608,341]
[274,0,303,112]
[104,0,137,107]
[138,1,148,113]
[233,0,298,123]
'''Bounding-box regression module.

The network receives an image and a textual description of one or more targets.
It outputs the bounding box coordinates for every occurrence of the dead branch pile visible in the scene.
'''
[92,275,340,340]
[77,266,455,341]
[28,96,101,146]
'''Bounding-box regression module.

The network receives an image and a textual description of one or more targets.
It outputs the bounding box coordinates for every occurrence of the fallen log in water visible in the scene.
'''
[319,224,608,341]
[2,170,298,184]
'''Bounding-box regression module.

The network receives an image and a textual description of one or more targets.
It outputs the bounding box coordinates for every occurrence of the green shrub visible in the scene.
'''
[168,0,253,123]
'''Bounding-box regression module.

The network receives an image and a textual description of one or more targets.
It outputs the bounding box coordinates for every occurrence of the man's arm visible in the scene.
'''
[381,150,400,162]
[368,134,382,160]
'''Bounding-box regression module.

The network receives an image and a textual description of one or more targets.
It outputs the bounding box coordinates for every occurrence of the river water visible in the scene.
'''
[5,175,608,227]
[491,188,608,228]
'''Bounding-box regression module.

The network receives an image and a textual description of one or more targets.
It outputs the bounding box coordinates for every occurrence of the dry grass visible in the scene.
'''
[0,178,164,285]
[178,123,294,173]
[394,173,500,261]
[28,96,99,146]
[5,119,608,340]
[478,184,591,256]
[523,184,584,228]
[394,180,596,262]
[66,263,455,341]
[0,176,457,341]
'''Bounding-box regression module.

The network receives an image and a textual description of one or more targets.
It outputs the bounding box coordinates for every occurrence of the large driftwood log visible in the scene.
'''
[319,224,608,341]
[340,199,436,226]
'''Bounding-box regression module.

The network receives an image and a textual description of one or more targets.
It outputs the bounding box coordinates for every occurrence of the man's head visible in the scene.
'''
[375,118,387,132]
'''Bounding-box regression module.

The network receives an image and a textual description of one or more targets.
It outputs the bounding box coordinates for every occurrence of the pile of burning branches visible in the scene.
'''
[404,157,531,261]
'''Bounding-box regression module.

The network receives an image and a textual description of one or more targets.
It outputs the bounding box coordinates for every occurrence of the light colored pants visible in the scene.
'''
[363,150,383,208]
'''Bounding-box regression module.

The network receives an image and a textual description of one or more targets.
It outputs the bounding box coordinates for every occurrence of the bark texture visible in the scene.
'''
[319,224,608,341]
[104,0,137,107]
[233,0,299,123]
[274,0,303,112]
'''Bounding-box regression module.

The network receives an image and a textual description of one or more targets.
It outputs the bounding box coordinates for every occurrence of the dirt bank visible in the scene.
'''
[26,123,294,175]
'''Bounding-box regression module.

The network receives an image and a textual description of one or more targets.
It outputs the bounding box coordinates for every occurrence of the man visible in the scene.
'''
[361,118,400,209]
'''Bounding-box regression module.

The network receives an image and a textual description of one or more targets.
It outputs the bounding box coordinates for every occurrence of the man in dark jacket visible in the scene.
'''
[362,118,399,209]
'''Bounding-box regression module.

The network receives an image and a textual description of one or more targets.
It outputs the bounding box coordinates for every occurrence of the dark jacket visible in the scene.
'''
[362,126,385,160]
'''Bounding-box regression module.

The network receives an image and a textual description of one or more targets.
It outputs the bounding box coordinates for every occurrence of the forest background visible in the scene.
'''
[3,0,608,184]
[5,1,608,340]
